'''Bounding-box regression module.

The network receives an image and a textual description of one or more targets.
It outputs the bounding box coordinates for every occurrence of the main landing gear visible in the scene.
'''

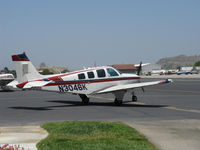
[114,91,138,106]
[79,91,138,106]
[79,94,89,105]
[114,91,125,106]
[114,98,123,106]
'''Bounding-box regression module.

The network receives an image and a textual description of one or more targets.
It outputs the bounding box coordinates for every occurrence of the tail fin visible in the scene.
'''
[12,52,43,83]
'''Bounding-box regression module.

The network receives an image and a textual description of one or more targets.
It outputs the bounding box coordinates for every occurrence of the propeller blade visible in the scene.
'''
[137,61,142,75]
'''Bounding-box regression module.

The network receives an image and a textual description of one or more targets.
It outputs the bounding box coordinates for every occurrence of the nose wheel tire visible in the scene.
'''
[132,95,138,102]
[114,98,122,106]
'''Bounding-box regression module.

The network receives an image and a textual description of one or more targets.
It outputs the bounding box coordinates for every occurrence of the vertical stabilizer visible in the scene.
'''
[12,52,43,83]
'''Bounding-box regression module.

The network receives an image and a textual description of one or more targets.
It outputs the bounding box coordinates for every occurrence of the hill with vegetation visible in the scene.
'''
[156,55,200,69]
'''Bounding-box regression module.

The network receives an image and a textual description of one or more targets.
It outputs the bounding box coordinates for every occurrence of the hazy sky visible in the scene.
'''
[1,0,200,70]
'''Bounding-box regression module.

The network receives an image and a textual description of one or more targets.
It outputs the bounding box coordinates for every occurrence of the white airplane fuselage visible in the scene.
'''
[18,66,140,95]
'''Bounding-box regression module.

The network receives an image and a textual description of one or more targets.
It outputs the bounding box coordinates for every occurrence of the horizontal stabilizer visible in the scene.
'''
[22,81,52,89]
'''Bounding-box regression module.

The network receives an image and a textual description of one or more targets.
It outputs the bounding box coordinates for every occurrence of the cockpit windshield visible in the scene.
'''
[106,68,119,76]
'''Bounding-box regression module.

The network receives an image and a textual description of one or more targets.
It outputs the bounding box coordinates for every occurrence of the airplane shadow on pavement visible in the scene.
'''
[9,100,168,111]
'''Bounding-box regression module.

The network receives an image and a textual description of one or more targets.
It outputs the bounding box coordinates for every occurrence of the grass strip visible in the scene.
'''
[37,121,159,150]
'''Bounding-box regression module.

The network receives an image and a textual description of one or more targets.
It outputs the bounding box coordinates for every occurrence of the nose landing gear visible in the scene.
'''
[132,91,138,102]
[132,95,138,102]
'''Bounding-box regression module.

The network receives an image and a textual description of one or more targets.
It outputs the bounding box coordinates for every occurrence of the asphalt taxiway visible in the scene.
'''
[0,78,200,150]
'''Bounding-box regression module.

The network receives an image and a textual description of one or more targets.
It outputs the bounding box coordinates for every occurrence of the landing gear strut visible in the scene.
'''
[79,94,89,105]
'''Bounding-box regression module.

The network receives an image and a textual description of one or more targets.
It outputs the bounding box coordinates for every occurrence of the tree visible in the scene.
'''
[177,66,181,71]
[61,69,69,73]
[3,67,9,73]
[40,62,46,68]
[9,70,16,77]
[194,61,200,66]
[40,69,53,75]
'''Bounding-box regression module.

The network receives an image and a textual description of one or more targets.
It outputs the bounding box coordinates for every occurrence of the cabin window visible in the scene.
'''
[78,73,85,79]
[107,68,119,76]
[87,71,95,78]
[97,69,106,78]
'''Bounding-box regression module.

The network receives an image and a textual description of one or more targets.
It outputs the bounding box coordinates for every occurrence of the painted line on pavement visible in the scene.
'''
[149,89,200,94]
[164,106,200,114]
[91,96,200,114]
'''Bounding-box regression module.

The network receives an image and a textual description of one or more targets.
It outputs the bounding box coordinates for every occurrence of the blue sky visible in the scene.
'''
[1,0,200,70]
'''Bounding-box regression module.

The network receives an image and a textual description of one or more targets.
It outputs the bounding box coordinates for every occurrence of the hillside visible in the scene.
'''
[156,55,200,69]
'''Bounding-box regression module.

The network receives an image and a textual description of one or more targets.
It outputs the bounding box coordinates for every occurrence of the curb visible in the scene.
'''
[0,126,48,150]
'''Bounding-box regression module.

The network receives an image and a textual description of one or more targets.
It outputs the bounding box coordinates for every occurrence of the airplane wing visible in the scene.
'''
[96,79,173,94]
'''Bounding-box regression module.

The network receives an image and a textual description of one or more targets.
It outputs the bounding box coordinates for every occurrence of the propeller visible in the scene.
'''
[136,61,145,92]
[137,61,142,75]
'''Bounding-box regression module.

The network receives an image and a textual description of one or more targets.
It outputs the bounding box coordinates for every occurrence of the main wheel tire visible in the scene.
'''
[114,98,122,106]
[82,97,89,105]
[132,95,137,102]
[79,94,89,105]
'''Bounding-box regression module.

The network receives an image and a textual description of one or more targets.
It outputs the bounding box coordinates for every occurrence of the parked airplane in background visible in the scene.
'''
[0,73,14,91]
[11,52,172,105]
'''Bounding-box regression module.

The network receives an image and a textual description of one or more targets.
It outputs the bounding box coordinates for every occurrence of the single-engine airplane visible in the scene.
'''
[11,52,172,105]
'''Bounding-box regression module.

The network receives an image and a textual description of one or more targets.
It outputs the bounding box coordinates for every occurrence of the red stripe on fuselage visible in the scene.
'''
[16,82,28,88]
[46,77,140,86]
[16,77,140,88]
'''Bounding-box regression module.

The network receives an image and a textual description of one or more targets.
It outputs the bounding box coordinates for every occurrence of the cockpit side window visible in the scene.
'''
[107,68,119,76]
[96,69,106,78]
[78,73,85,79]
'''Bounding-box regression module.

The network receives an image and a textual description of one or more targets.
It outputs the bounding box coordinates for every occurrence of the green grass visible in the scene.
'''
[37,121,159,150]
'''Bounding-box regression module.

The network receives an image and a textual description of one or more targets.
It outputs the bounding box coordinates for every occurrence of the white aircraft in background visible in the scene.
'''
[0,73,15,91]
[11,52,172,105]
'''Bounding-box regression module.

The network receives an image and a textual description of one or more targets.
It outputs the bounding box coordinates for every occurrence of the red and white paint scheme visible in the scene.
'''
[12,52,172,105]
[0,73,14,90]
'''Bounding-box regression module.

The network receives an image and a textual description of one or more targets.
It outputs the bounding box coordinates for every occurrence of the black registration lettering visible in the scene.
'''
[82,84,87,90]
[58,84,87,92]
[68,85,73,91]
[74,84,78,91]
[78,84,82,90]
[58,85,64,92]
[64,85,69,92]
